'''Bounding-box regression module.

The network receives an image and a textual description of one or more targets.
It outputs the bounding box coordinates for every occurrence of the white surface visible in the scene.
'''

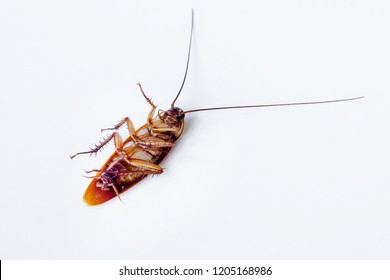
[0,0,389,259]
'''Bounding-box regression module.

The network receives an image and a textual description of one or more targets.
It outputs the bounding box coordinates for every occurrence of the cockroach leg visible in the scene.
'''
[110,184,122,203]
[136,83,159,135]
[157,109,164,119]
[147,107,157,123]
[113,132,124,150]
[151,127,178,133]
[101,117,130,132]
[71,130,126,159]
[85,169,118,175]
[70,133,116,159]
[133,139,174,149]
[137,83,156,109]
[122,117,174,149]
[147,107,158,136]
[85,168,162,175]
[83,175,101,179]
[126,158,163,174]
[100,116,137,144]
[93,171,123,202]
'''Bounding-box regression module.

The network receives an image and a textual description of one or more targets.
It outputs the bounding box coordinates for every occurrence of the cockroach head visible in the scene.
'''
[162,107,185,123]
[170,107,185,120]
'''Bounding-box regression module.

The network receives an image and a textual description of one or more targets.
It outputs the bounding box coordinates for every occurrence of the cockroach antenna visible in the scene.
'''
[183,96,364,115]
[171,9,194,108]
[168,9,364,115]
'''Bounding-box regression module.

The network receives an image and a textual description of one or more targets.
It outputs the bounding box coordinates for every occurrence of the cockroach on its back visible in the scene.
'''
[71,10,363,206]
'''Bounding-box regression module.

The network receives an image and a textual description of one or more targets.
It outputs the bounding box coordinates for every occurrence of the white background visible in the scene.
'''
[0,0,389,259]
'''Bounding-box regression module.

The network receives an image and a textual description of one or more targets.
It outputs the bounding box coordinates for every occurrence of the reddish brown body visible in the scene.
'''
[73,100,185,206]
[83,124,173,206]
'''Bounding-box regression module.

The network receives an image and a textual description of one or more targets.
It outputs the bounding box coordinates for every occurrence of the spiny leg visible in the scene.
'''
[126,158,163,174]
[100,83,155,132]
[101,117,130,133]
[147,107,157,134]
[137,83,177,137]
[100,111,157,136]
[148,109,182,134]
[151,126,180,133]
[133,139,173,149]
[137,83,156,109]
[87,159,164,177]
[110,182,122,203]
[70,133,118,159]
[84,144,164,177]
[137,83,161,136]
[71,117,172,160]
[70,115,133,159]
[112,117,173,149]
[103,117,135,137]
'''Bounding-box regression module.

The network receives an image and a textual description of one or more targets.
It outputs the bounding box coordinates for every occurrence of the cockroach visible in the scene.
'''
[71,10,363,206]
